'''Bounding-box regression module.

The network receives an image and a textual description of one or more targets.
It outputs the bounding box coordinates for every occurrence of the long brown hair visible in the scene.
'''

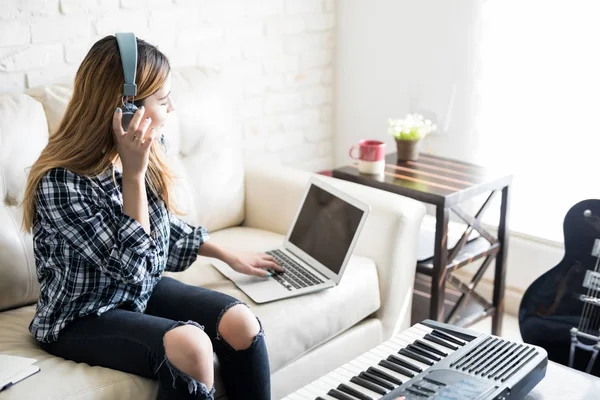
[21,35,177,232]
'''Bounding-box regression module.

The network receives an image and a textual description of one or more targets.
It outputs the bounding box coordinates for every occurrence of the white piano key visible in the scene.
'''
[340,363,364,376]
[379,343,431,370]
[359,352,413,381]
[284,390,311,400]
[351,356,406,383]
[338,365,389,395]
[403,331,454,353]
[298,381,326,396]
[329,370,382,398]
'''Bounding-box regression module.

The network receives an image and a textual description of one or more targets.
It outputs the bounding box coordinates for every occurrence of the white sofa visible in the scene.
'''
[0,67,426,399]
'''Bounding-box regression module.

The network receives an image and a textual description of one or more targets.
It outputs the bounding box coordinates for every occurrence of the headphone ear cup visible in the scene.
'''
[121,102,138,131]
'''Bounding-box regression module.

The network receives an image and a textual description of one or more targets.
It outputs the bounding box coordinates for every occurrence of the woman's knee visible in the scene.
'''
[217,304,261,350]
[163,324,213,372]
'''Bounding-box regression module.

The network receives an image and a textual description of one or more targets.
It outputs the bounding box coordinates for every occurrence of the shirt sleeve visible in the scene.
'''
[35,168,158,284]
[164,211,209,272]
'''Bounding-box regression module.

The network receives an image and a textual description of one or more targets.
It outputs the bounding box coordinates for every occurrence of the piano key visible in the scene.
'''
[293,387,322,399]
[403,330,451,352]
[380,343,428,371]
[350,376,387,395]
[298,384,328,398]
[413,339,448,356]
[379,359,415,378]
[350,358,404,385]
[337,383,373,400]
[386,353,422,372]
[431,329,467,346]
[300,324,454,399]
[406,343,442,362]
[366,366,403,385]
[390,331,439,351]
[360,352,412,381]
[398,348,434,365]
[284,391,309,400]
[329,371,382,399]
[424,333,459,350]
[359,371,395,390]
[369,351,415,378]
[327,388,355,400]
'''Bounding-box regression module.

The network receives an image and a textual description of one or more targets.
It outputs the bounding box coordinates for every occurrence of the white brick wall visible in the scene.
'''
[0,0,336,171]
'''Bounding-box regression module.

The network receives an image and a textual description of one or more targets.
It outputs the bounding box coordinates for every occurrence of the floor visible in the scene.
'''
[469,313,523,342]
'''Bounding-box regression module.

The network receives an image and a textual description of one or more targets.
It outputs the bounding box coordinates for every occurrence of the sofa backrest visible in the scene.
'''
[0,67,245,312]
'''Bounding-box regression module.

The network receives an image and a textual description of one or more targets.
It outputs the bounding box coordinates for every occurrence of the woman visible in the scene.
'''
[21,35,283,400]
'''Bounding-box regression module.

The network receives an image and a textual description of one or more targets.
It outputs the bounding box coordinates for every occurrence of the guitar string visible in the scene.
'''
[581,239,600,334]
[580,249,597,333]
[586,252,600,335]
[579,226,599,333]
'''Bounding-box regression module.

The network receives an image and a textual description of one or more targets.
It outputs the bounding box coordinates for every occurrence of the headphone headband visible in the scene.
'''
[115,32,137,97]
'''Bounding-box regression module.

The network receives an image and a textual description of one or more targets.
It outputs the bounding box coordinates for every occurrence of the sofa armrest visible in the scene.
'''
[243,161,426,340]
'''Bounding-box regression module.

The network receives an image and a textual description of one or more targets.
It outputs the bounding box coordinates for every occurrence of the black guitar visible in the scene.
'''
[519,199,600,376]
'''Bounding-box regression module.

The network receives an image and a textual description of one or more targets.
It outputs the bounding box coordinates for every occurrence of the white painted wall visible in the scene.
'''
[0,0,336,171]
[333,0,578,316]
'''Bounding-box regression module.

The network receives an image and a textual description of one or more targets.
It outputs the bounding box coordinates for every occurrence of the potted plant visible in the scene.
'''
[388,113,436,161]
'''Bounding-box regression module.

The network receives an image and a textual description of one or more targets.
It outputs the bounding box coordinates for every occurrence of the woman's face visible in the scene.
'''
[141,74,175,131]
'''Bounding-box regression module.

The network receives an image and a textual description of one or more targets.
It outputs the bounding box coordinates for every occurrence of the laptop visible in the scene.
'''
[211,176,370,303]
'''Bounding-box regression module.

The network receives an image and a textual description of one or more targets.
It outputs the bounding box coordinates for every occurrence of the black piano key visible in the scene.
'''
[350,376,387,395]
[327,389,356,400]
[414,339,448,357]
[366,367,403,386]
[388,354,422,372]
[431,329,466,346]
[316,398,327,400]
[424,333,459,350]
[337,383,373,400]
[359,371,395,390]
[380,359,415,378]
[407,343,441,362]
[399,348,434,366]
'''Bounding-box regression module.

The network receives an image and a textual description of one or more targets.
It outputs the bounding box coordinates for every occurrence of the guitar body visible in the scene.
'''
[519,199,600,376]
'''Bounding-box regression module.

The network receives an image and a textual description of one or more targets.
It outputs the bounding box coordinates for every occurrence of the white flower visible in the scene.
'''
[387,113,436,140]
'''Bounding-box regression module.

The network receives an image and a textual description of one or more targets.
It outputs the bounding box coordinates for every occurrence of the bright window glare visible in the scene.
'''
[474,0,600,243]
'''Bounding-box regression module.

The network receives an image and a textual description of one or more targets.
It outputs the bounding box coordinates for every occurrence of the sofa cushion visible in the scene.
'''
[0,93,48,312]
[0,227,380,399]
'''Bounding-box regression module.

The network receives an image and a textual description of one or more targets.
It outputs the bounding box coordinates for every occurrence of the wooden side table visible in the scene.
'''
[332,152,512,335]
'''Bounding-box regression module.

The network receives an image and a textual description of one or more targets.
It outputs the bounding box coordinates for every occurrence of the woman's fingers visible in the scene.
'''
[259,254,284,271]
[142,128,156,150]
[134,117,152,143]
[257,259,283,272]
[125,106,145,138]
[112,107,125,137]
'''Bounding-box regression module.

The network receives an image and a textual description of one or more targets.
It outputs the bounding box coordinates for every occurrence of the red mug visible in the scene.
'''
[349,139,386,174]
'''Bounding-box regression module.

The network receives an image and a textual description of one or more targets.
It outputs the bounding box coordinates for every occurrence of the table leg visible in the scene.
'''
[430,206,450,322]
[492,185,511,336]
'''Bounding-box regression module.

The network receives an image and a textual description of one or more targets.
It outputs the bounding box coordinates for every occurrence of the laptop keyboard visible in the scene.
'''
[266,249,325,291]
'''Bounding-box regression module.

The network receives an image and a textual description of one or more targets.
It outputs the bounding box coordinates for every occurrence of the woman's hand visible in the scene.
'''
[113,106,156,181]
[225,252,284,277]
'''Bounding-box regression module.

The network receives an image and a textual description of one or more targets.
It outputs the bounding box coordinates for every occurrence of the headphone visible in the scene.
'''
[115,32,168,153]
[115,32,139,131]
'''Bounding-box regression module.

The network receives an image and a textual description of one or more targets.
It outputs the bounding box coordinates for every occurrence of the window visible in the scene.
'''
[473,0,600,243]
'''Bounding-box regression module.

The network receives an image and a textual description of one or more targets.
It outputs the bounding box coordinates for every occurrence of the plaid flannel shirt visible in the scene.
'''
[29,166,209,343]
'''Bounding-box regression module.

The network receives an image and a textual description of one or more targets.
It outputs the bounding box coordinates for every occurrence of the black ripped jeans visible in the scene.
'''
[39,277,271,399]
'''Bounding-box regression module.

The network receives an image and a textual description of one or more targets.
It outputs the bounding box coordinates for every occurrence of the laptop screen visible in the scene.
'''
[288,184,365,275]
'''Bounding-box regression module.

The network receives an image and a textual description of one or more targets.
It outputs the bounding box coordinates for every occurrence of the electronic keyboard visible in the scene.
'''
[283,320,547,400]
